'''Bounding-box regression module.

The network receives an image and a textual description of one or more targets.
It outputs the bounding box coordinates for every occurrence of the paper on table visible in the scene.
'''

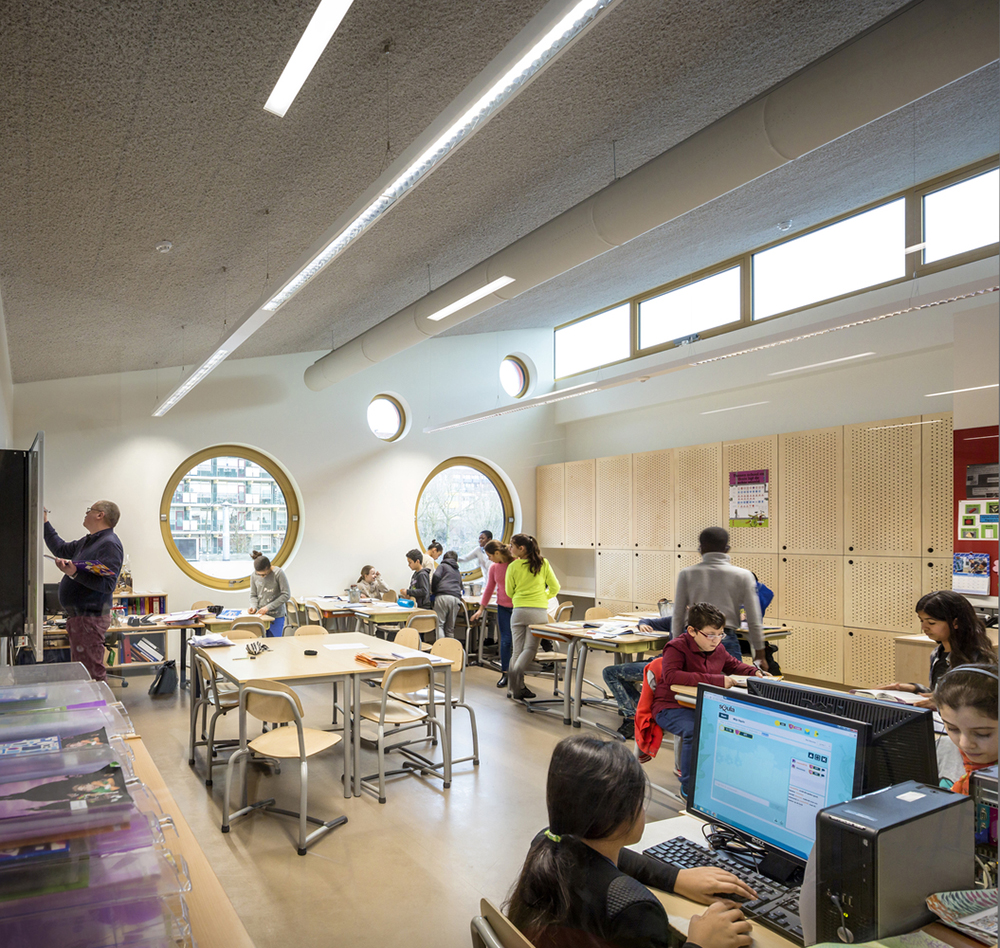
[324,643,364,651]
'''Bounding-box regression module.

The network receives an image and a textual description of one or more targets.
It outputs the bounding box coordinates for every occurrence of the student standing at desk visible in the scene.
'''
[247,550,290,637]
[672,527,767,670]
[470,540,514,689]
[506,534,560,702]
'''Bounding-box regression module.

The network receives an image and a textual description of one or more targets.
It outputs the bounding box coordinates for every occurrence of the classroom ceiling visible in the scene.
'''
[0,0,995,384]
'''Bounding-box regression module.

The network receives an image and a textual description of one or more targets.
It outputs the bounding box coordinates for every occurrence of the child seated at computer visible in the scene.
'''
[652,602,766,798]
[933,663,998,795]
[506,735,756,948]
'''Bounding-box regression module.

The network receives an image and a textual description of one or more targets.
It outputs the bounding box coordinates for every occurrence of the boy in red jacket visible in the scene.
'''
[651,602,765,798]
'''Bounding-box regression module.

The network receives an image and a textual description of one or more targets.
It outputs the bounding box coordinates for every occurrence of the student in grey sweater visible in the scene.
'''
[248,550,291,637]
[671,527,767,670]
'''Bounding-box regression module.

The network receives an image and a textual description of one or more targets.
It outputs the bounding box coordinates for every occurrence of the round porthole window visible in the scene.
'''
[159,445,300,590]
[500,355,529,398]
[367,395,406,442]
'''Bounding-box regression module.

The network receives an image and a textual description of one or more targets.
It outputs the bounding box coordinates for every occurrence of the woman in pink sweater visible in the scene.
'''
[471,540,514,689]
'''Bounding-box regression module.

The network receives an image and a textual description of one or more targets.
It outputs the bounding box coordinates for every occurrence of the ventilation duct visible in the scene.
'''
[305,0,998,392]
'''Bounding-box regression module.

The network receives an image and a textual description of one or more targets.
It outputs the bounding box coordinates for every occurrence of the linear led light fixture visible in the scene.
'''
[427,276,516,322]
[264,0,357,117]
[152,0,619,417]
[701,401,769,415]
[262,0,619,313]
[689,287,999,367]
[866,419,945,431]
[767,352,875,376]
[925,383,999,397]
[425,286,999,433]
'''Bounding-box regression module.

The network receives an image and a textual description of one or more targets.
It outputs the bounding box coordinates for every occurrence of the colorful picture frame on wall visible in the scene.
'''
[961,528,980,539]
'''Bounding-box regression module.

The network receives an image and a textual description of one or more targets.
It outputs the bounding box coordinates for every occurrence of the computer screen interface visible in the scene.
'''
[688,686,868,864]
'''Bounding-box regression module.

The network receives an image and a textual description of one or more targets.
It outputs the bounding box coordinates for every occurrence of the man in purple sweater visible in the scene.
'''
[44,501,124,682]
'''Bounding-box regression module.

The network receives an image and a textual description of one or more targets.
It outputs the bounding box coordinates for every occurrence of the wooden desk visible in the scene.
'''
[347,603,436,636]
[202,632,453,798]
[528,621,670,729]
[894,633,934,689]
[128,736,255,948]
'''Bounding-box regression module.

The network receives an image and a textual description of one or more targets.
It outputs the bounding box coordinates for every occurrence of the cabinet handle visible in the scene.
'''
[782,558,787,562]
[848,546,853,551]
[928,562,934,568]
[927,547,933,553]
[848,560,853,565]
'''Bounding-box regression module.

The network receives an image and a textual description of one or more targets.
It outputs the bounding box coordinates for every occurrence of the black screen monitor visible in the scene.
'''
[688,685,869,875]
[43,582,63,617]
[746,678,939,792]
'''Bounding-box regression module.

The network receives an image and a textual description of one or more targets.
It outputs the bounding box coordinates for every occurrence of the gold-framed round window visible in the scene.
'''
[367,394,406,441]
[414,457,514,580]
[159,445,300,590]
[499,355,529,398]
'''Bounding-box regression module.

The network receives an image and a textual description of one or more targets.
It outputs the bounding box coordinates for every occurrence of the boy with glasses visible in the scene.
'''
[651,602,766,798]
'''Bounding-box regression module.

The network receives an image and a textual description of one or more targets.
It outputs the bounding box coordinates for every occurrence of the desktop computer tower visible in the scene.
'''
[815,781,973,943]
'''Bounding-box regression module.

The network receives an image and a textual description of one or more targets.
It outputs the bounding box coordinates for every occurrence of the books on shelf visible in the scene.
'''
[130,639,164,664]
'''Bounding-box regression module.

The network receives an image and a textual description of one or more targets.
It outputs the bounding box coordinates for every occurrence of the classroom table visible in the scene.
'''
[527,619,671,729]
[199,632,453,798]
[346,602,438,636]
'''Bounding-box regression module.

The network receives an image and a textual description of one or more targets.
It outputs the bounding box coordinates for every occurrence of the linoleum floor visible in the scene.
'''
[118,655,684,948]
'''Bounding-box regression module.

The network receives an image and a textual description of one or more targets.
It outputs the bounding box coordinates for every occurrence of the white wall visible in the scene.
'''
[952,308,1000,429]
[14,329,560,636]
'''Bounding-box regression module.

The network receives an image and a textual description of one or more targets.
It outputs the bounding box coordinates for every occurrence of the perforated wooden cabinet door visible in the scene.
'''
[922,557,952,597]
[596,550,631,601]
[596,454,632,549]
[596,599,633,616]
[633,602,659,614]
[723,436,778,553]
[675,443,724,550]
[633,449,674,550]
[845,417,922,556]
[921,412,953,559]
[564,459,595,549]
[730,553,780,622]
[536,464,565,549]
[778,426,843,554]
[770,622,845,684]
[632,551,673,605]
[844,628,901,688]
[844,555,922,633]
[777,555,842,625]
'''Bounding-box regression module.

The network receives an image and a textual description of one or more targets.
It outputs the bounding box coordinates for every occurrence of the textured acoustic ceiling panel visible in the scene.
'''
[0,0,990,384]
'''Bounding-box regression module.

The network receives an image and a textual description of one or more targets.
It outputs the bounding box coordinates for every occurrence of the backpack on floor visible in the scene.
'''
[148,659,178,696]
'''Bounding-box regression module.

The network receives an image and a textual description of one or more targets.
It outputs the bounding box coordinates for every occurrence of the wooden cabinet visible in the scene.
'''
[778,555,842,625]
[675,443,724,550]
[596,454,632,548]
[536,464,565,549]
[778,426,843,554]
[633,449,674,550]
[564,460,596,549]
[844,555,922,633]
[723,435,778,553]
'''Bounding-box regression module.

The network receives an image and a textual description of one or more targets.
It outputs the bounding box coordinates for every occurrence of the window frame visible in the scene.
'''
[554,301,634,381]
[917,161,1000,271]
[367,394,407,442]
[159,444,300,591]
[413,456,515,581]
[499,355,530,398]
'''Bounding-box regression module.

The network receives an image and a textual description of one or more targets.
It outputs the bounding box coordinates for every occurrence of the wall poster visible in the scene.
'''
[953,552,991,595]
[729,469,769,528]
[958,500,999,541]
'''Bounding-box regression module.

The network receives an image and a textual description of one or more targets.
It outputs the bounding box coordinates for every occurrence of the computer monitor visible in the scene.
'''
[688,685,869,872]
[745,678,938,792]
[43,582,63,617]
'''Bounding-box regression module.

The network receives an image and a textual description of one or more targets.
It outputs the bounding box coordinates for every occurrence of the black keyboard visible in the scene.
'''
[643,836,805,946]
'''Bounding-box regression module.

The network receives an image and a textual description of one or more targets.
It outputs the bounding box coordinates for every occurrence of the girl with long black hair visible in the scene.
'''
[506,735,755,947]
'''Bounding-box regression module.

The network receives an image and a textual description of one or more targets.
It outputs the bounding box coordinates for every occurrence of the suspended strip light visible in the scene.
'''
[427,276,515,321]
[152,0,620,417]
[264,0,357,117]
[424,286,1000,433]
[262,0,618,313]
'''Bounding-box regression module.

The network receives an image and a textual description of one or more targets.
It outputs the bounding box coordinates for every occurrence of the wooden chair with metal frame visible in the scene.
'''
[393,637,479,769]
[191,599,214,610]
[221,679,347,855]
[188,647,241,787]
[284,597,301,633]
[356,656,448,804]
[400,614,435,649]
[229,619,265,639]
[584,606,612,620]
[382,589,397,602]
[294,624,342,722]
[470,898,534,948]
[303,599,326,629]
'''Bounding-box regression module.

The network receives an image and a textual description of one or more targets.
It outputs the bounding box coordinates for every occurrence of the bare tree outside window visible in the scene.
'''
[416,465,505,570]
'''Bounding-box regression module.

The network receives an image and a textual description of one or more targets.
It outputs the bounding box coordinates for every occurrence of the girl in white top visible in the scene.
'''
[357,565,390,600]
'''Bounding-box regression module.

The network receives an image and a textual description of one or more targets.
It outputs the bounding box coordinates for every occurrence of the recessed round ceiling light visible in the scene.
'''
[156,241,173,253]
[776,220,793,232]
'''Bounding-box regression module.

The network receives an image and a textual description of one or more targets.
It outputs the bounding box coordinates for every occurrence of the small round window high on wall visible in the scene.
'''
[367,394,406,441]
[159,446,300,590]
[499,355,529,398]
[415,457,515,577]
